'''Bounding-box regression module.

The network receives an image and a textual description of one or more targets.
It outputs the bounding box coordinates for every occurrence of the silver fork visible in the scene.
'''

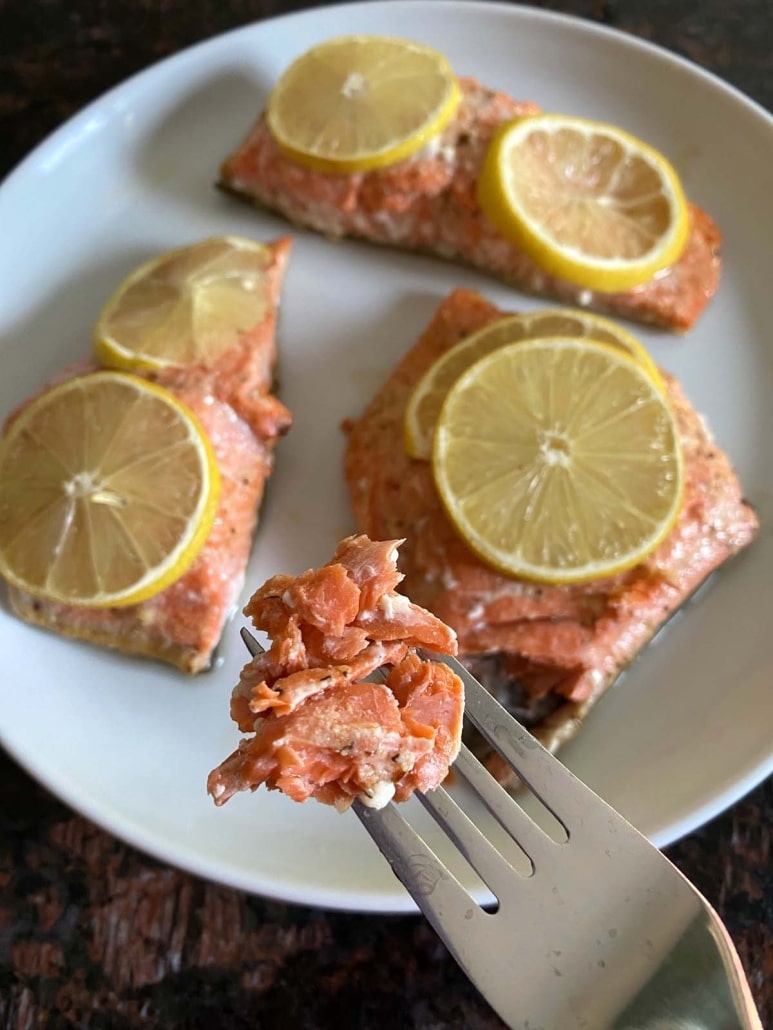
[240,628,761,1030]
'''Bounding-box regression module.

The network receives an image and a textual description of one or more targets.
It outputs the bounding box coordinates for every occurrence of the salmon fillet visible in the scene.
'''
[343,289,759,781]
[5,238,294,674]
[220,78,721,332]
[208,535,464,811]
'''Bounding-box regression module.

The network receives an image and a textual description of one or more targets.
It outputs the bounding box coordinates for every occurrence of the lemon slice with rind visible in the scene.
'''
[432,337,683,584]
[405,308,662,459]
[0,372,220,607]
[94,236,274,372]
[266,34,461,174]
[477,114,689,293]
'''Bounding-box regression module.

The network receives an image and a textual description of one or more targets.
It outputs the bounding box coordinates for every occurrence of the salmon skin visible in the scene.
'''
[208,535,464,811]
[219,78,721,332]
[343,289,759,782]
[5,238,294,674]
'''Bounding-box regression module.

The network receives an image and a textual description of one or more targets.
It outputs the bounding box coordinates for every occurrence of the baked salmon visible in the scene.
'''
[207,535,464,811]
[220,78,721,332]
[4,238,293,673]
[343,289,759,781]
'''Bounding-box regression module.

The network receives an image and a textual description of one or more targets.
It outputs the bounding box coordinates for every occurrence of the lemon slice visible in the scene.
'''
[405,308,662,459]
[94,236,274,372]
[266,34,461,174]
[477,114,689,293]
[0,372,220,607]
[432,338,683,584]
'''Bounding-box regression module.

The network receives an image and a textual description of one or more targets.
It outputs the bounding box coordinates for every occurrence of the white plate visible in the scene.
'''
[1,1,771,913]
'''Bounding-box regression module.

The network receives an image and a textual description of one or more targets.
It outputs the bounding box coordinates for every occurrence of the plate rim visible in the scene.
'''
[5,0,773,195]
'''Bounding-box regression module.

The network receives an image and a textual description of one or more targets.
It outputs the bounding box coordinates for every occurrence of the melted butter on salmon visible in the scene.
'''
[207,535,464,811]
[343,289,759,781]
[220,78,721,332]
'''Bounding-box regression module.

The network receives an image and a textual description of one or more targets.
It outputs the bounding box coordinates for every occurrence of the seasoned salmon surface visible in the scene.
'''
[6,238,294,674]
[208,535,464,811]
[220,78,721,332]
[343,290,759,777]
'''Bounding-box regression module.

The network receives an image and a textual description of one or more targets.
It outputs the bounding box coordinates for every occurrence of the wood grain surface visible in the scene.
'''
[1,1,771,1027]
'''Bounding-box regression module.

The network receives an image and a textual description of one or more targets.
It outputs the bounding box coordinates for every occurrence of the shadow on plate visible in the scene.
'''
[0,249,156,412]
[131,67,272,217]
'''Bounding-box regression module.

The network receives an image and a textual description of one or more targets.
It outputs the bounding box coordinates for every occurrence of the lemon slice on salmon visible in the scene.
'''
[405,307,663,459]
[0,372,220,607]
[432,337,683,584]
[94,236,274,372]
[266,35,461,174]
[477,114,689,293]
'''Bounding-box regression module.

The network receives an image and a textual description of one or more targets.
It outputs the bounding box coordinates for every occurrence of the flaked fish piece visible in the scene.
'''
[5,238,294,673]
[220,78,721,332]
[208,535,464,810]
[343,289,759,783]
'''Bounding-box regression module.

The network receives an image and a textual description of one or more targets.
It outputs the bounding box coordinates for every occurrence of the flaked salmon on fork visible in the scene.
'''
[208,536,465,810]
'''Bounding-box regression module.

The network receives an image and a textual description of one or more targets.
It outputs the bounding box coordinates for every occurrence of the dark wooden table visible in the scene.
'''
[1,2,771,1027]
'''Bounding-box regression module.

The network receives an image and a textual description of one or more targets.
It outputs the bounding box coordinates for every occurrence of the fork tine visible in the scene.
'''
[415,785,524,899]
[423,650,589,827]
[240,625,261,656]
[353,799,491,923]
[454,744,556,867]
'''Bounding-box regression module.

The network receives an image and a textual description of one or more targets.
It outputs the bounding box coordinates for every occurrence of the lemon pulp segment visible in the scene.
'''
[432,337,683,584]
[405,307,663,459]
[94,236,273,372]
[477,114,689,293]
[267,35,461,173]
[0,372,220,606]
